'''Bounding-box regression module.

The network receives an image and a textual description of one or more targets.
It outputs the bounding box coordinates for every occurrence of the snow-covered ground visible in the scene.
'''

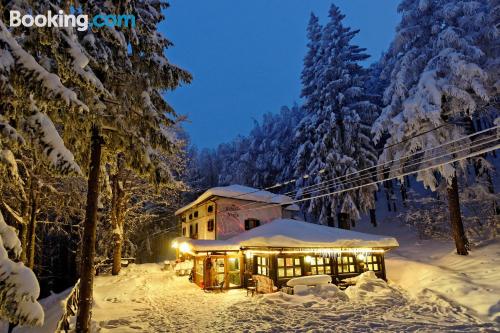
[90,258,498,332]
[355,215,500,323]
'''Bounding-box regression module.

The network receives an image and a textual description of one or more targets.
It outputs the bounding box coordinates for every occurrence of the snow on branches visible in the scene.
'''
[26,101,82,175]
[0,211,43,327]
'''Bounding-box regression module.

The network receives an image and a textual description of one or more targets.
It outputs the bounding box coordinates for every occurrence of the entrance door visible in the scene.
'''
[227,257,241,288]
[213,257,225,287]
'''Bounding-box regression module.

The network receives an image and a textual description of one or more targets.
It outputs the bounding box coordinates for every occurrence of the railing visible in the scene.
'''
[55,279,80,333]
[54,257,136,332]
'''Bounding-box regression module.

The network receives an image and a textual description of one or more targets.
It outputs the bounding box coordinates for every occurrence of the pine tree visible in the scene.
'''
[372,0,497,255]
[294,5,378,228]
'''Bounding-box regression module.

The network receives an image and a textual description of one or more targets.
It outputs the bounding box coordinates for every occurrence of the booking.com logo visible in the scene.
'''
[9,10,136,32]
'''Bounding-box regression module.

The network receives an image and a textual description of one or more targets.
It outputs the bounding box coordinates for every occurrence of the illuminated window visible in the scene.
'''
[337,255,356,273]
[277,256,302,278]
[207,219,214,232]
[364,255,382,271]
[256,256,269,276]
[245,219,260,230]
[207,205,214,213]
[310,256,332,275]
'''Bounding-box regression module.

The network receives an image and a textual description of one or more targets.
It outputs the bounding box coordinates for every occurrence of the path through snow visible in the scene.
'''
[92,264,497,332]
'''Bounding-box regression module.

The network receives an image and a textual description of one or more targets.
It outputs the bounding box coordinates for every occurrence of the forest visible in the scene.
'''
[0,0,498,332]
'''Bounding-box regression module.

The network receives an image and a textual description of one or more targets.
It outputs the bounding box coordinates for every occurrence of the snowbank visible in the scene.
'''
[287,274,332,287]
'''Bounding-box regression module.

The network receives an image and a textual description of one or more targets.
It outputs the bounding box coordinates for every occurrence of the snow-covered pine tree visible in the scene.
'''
[0,210,43,327]
[294,5,378,228]
[64,1,191,330]
[372,0,498,255]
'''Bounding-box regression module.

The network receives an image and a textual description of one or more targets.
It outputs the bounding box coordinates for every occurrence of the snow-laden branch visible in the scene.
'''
[0,211,43,326]
[26,102,82,175]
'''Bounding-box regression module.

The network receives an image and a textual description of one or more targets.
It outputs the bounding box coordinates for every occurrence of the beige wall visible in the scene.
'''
[179,197,296,240]
[180,200,216,240]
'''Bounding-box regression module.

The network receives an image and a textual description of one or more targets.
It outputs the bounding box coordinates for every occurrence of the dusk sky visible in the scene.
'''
[161,1,401,148]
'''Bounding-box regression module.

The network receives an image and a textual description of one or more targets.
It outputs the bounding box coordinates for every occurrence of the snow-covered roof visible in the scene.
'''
[175,219,399,251]
[175,184,299,215]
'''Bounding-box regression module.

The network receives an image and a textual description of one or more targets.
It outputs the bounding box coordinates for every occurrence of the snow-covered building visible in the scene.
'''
[175,185,300,240]
[174,188,399,291]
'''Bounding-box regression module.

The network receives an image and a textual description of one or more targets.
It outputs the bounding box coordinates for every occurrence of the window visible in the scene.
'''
[207,219,214,232]
[337,255,356,274]
[194,211,198,218]
[181,216,186,222]
[195,223,198,234]
[363,254,382,271]
[189,214,193,220]
[277,256,302,278]
[182,227,186,236]
[207,205,214,213]
[256,256,269,276]
[245,219,261,231]
[189,225,193,236]
[310,256,332,275]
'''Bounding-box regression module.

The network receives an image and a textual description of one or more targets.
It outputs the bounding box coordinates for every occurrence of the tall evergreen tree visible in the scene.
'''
[294,5,378,228]
[372,0,497,255]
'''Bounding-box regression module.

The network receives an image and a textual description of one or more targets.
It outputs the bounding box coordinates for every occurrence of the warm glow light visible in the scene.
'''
[281,248,385,256]
[179,242,191,253]
[245,251,253,258]
[229,257,236,262]
[171,241,178,249]
[305,255,312,263]
[357,254,366,261]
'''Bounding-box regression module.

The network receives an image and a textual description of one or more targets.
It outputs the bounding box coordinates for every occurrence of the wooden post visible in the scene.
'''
[76,125,103,332]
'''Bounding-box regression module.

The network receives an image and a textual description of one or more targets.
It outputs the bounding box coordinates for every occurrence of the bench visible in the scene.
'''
[253,275,278,294]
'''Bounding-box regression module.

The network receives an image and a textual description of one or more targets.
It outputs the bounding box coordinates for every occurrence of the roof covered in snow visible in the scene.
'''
[175,219,399,251]
[175,184,299,215]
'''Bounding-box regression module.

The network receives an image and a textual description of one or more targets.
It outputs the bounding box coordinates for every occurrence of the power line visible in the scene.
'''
[234,126,499,210]
[225,133,499,214]
[203,120,472,204]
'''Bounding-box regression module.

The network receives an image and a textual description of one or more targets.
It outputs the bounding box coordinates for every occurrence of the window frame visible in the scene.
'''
[337,254,357,274]
[244,218,261,231]
[309,256,332,275]
[207,219,214,232]
[277,256,302,279]
[255,256,269,276]
[363,254,382,272]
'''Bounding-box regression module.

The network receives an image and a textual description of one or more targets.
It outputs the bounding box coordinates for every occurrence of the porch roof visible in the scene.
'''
[174,219,399,252]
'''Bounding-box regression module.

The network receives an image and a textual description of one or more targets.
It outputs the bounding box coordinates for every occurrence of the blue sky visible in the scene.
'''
[161,1,401,148]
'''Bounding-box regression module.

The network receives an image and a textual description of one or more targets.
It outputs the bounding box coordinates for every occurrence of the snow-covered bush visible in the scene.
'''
[0,211,43,327]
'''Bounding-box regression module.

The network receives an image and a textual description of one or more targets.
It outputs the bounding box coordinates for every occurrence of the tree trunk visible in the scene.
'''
[111,155,126,276]
[19,223,28,264]
[19,200,29,264]
[338,213,350,230]
[446,175,469,255]
[369,209,377,227]
[26,181,38,269]
[76,126,103,333]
